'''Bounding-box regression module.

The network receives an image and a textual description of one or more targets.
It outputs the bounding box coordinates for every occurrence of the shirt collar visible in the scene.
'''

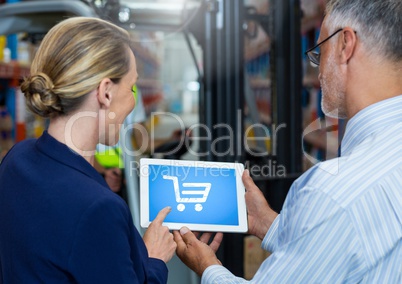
[341,95,402,156]
[35,131,109,188]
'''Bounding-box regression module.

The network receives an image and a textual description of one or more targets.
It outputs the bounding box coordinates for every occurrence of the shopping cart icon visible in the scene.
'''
[163,175,211,212]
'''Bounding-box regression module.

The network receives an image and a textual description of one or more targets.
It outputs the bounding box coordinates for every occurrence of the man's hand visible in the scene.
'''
[143,207,177,263]
[174,227,223,276]
[243,170,278,240]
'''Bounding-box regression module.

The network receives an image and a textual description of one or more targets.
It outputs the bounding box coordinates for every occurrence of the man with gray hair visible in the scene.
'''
[173,0,402,282]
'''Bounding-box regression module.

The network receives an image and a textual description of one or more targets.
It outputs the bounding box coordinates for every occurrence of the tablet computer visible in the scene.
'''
[140,158,248,233]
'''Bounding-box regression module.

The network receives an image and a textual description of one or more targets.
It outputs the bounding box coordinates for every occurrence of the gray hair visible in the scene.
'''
[325,0,402,63]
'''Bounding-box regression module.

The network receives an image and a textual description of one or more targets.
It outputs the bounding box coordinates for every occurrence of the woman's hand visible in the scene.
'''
[143,207,177,263]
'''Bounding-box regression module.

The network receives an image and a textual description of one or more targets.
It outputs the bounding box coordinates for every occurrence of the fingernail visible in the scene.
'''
[166,206,171,211]
[180,227,189,235]
[244,169,250,176]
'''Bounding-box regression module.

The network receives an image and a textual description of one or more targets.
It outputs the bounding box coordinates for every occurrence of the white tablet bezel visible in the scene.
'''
[139,158,248,233]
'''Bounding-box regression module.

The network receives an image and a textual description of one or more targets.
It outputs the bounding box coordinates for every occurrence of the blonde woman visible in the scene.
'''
[0,17,176,283]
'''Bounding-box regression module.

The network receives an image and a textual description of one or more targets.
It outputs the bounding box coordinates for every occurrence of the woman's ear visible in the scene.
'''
[340,27,357,65]
[97,78,114,109]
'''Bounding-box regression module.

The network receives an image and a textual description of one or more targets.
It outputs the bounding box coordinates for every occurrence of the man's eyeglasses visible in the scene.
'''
[305,28,343,67]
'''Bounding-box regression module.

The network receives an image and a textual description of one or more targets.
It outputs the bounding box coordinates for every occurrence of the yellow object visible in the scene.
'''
[246,127,271,153]
[132,84,138,103]
[34,116,45,138]
[0,36,6,61]
[95,147,124,168]
[145,113,160,131]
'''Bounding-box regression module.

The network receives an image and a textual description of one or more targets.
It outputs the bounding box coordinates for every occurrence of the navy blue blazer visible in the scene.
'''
[0,131,167,283]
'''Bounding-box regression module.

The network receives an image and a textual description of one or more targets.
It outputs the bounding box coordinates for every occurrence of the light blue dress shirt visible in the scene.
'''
[203,95,402,283]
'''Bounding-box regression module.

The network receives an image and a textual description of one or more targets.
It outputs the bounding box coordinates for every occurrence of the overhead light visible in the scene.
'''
[187,81,200,92]
[119,6,131,23]
[117,1,201,31]
[94,0,106,9]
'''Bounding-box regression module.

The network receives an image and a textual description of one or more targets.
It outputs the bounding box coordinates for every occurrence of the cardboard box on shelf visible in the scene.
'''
[244,235,271,280]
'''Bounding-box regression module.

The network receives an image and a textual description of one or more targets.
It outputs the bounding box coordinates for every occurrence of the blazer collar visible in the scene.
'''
[35,131,109,188]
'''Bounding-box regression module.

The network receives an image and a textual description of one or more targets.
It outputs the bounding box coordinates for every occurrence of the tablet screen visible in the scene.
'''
[140,158,248,233]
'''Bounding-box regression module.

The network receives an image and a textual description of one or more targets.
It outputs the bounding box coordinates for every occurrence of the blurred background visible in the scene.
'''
[0,0,340,282]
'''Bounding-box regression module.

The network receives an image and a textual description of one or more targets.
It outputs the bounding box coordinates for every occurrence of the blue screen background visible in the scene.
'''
[148,164,239,225]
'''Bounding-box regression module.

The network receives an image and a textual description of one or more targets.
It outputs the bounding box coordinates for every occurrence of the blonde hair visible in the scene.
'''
[21,17,134,117]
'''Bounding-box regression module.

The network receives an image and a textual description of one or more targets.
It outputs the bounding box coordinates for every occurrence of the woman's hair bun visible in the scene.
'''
[21,72,62,118]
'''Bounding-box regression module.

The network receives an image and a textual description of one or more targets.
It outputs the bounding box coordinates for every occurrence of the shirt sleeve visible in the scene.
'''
[202,187,363,284]
[200,216,281,284]
[202,265,250,284]
[261,214,281,252]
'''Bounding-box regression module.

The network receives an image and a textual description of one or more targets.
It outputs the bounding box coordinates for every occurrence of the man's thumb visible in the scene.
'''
[242,169,255,187]
[243,169,263,196]
[179,227,196,243]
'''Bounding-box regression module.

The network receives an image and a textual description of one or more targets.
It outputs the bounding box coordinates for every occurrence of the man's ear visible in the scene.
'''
[97,78,114,109]
[339,27,357,65]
